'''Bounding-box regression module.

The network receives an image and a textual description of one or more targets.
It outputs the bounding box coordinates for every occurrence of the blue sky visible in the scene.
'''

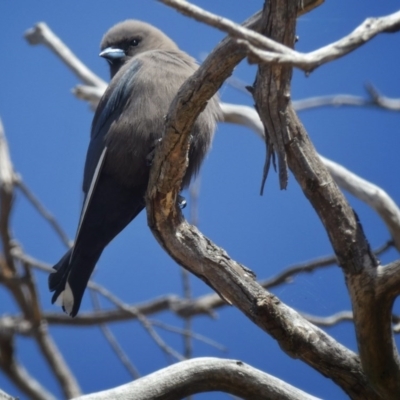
[1,1,400,399]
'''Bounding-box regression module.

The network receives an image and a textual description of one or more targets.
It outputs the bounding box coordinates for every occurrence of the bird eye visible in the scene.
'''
[130,38,140,46]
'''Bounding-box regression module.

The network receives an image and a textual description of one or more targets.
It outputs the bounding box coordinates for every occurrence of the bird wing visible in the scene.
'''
[73,59,142,254]
[83,59,142,192]
[71,145,107,260]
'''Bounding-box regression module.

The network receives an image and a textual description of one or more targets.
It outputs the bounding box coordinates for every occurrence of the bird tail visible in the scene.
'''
[49,248,101,317]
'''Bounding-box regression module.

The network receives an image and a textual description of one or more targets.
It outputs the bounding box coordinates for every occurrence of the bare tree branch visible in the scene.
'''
[17,5,400,400]
[0,118,16,270]
[33,322,81,398]
[261,240,392,289]
[159,0,400,73]
[321,157,400,251]
[301,311,353,327]
[148,319,227,352]
[75,357,322,400]
[366,83,400,111]
[90,290,141,379]
[0,335,56,400]
[89,283,185,362]
[293,85,400,111]
[0,389,16,400]
[145,4,380,399]
[251,2,400,399]
[242,12,400,72]
[20,259,81,398]
[1,121,81,399]
[24,23,107,90]
[14,177,72,248]
[221,102,400,252]
[346,261,400,399]
[22,11,400,239]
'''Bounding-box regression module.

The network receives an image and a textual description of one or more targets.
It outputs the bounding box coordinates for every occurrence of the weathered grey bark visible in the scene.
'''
[0,389,16,400]
[145,3,385,399]
[75,358,321,400]
[0,120,81,399]
[9,2,400,399]
[253,1,400,399]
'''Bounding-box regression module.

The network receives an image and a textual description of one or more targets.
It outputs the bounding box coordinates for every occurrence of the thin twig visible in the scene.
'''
[89,282,185,362]
[180,267,193,361]
[14,177,72,248]
[149,319,227,352]
[16,240,392,327]
[90,290,141,379]
[262,240,392,289]
[301,311,353,326]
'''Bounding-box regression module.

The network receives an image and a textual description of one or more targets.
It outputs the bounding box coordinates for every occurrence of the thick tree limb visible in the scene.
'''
[75,357,321,400]
[21,6,400,400]
[346,259,400,399]
[145,4,380,400]
[252,1,400,399]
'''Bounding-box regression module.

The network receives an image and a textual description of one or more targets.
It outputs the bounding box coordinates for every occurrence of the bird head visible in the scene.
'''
[100,20,179,78]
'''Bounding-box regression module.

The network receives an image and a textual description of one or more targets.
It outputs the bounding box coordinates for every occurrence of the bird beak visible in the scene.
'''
[99,47,125,61]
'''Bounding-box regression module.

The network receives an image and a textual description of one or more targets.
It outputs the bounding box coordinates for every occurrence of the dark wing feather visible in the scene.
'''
[83,59,142,193]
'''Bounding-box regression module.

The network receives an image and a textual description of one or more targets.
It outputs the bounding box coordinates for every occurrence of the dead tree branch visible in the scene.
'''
[14,177,72,248]
[75,357,322,400]
[159,0,400,73]
[24,23,106,90]
[252,1,400,399]
[16,3,400,399]
[0,122,81,398]
[221,102,400,252]
[145,4,381,399]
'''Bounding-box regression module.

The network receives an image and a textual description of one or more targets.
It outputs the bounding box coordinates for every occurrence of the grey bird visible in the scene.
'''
[49,20,220,317]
